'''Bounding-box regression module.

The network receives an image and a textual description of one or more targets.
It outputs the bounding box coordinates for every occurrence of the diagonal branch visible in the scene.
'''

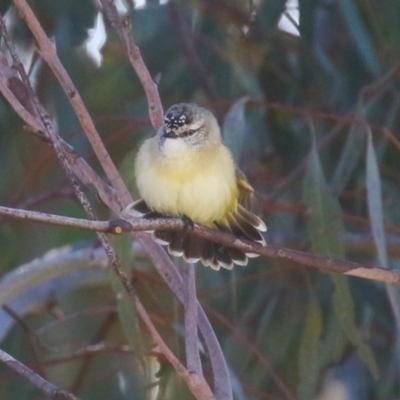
[182,263,203,376]
[12,0,130,203]
[0,58,118,212]
[99,0,164,130]
[0,348,80,400]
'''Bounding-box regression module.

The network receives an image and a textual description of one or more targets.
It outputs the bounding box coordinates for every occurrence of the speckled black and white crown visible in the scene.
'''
[164,103,197,132]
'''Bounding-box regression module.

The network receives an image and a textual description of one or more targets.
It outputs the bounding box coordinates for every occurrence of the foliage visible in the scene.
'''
[1,0,400,399]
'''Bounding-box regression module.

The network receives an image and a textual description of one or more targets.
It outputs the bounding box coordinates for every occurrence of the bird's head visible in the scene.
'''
[157,103,221,153]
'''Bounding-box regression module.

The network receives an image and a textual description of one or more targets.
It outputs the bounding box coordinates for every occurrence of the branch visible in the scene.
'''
[0,348,80,400]
[0,57,118,211]
[0,205,399,284]
[133,284,215,400]
[99,0,164,130]
[182,264,202,375]
[12,0,130,203]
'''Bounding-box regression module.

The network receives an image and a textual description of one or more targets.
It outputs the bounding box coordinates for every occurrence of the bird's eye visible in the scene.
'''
[182,129,196,137]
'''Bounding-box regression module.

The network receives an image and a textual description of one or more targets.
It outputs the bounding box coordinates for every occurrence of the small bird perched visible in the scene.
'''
[127,103,266,270]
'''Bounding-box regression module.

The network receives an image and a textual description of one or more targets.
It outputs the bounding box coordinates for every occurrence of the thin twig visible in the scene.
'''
[0,71,117,211]
[360,61,400,102]
[182,264,203,376]
[249,99,400,153]
[265,121,346,200]
[204,305,295,400]
[99,0,164,130]
[1,305,48,379]
[0,348,80,400]
[68,312,117,393]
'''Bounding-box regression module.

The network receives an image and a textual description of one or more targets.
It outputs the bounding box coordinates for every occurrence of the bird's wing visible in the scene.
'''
[209,165,266,261]
[235,165,262,217]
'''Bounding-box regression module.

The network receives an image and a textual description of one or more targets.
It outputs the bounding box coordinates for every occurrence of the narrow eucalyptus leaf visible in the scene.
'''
[330,123,366,196]
[303,136,379,379]
[298,296,323,400]
[332,274,379,378]
[303,136,345,258]
[338,0,381,76]
[109,235,147,372]
[223,97,249,163]
[366,130,388,268]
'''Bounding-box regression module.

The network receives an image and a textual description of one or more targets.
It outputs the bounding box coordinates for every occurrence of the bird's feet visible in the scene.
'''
[181,215,194,233]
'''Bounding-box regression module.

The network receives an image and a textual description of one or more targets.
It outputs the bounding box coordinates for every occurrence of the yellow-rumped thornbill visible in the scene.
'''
[126,103,267,270]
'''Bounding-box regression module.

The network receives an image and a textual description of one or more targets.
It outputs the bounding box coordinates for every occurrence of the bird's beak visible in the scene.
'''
[162,129,178,139]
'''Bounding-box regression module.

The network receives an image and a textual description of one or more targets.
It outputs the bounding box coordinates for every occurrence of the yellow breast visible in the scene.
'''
[135,138,238,226]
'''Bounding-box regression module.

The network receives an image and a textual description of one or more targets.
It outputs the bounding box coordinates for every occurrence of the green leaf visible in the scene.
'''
[303,136,379,379]
[0,0,11,14]
[222,97,249,163]
[109,235,147,373]
[298,0,319,42]
[319,311,347,365]
[330,106,368,196]
[298,296,323,400]
[115,152,148,364]
[331,274,379,378]
[366,130,388,268]
[365,131,400,344]
[303,136,345,258]
[110,272,145,355]
[339,0,381,76]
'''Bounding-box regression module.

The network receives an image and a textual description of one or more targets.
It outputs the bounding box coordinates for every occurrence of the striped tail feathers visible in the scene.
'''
[125,199,152,216]
[222,206,266,259]
[125,198,266,270]
[126,200,208,265]
[183,234,204,264]
[225,208,266,245]
[201,240,214,267]
[125,199,233,269]
[153,230,204,264]
[154,229,236,270]
[214,245,234,270]
[152,230,174,245]
[159,222,249,270]
[200,241,234,270]
[168,230,185,257]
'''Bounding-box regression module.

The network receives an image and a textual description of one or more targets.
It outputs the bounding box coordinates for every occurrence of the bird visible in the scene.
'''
[126,103,266,270]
